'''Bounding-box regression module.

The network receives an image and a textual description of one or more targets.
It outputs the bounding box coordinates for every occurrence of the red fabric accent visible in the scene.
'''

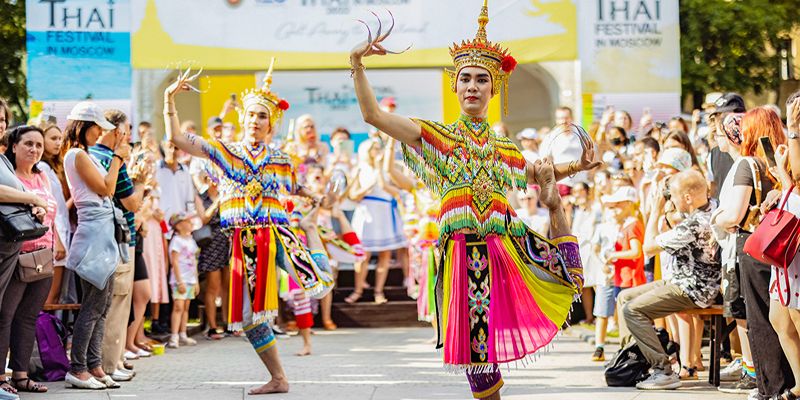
[444,234,471,365]
[295,312,314,329]
[160,220,169,234]
[342,231,361,246]
[613,219,646,288]
[229,228,271,328]
[229,229,244,326]
[253,228,269,313]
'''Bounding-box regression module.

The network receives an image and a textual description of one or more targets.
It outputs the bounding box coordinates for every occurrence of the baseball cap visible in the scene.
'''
[601,186,638,204]
[168,211,194,228]
[701,92,723,109]
[656,148,692,172]
[709,92,746,115]
[516,128,538,141]
[207,116,223,129]
[66,101,115,130]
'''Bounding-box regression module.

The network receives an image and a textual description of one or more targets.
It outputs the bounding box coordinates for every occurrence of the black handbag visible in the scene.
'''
[112,206,131,245]
[0,155,48,242]
[193,225,213,248]
[0,203,49,242]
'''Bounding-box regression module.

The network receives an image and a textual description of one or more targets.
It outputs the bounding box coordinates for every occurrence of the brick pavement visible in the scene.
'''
[19,327,743,400]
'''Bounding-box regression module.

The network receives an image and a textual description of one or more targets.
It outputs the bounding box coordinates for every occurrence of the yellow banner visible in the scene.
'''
[131,0,577,70]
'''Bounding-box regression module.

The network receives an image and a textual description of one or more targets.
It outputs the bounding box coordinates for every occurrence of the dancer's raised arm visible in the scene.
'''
[350,17,421,148]
[163,68,209,158]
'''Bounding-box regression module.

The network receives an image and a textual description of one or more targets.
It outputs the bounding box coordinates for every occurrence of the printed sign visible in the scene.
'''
[27,0,132,101]
[130,0,578,69]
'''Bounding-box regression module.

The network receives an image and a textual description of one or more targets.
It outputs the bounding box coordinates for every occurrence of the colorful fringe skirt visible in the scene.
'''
[227,224,334,331]
[436,229,581,373]
[416,241,438,322]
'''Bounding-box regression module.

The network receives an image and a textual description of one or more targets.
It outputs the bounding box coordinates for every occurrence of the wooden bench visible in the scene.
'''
[681,306,736,387]
[42,303,81,327]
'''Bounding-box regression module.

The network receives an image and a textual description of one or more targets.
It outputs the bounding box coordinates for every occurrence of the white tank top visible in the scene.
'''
[64,148,107,205]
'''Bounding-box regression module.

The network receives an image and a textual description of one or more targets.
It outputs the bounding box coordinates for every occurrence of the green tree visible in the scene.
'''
[0,0,27,121]
[680,0,800,108]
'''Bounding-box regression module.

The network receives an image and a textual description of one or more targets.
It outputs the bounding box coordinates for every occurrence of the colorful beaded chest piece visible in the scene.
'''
[401,114,527,239]
[203,140,295,230]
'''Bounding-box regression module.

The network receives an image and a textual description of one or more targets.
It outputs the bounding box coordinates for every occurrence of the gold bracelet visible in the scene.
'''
[350,62,366,78]
[568,161,578,178]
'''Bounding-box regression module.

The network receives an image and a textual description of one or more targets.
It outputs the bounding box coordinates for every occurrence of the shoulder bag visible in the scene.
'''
[744,186,799,306]
[0,155,49,242]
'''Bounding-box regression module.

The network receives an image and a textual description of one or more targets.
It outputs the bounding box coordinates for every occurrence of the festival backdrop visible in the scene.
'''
[578,0,681,127]
[129,0,578,70]
[27,0,133,123]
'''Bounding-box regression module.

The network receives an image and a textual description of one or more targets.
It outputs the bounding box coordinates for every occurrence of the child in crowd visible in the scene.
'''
[167,212,199,349]
[591,185,645,361]
[591,208,619,362]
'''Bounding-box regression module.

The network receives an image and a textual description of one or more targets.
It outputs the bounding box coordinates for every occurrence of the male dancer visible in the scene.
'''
[163,62,334,395]
[350,2,599,398]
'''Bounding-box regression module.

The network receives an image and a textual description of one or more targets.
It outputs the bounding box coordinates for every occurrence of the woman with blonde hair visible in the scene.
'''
[346,138,407,304]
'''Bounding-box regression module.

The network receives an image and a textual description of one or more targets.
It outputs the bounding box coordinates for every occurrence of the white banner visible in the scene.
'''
[578,0,681,94]
[259,69,443,142]
[131,0,578,69]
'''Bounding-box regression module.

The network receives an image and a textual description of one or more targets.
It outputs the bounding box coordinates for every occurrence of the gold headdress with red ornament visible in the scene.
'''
[238,58,290,127]
[446,0,517,115]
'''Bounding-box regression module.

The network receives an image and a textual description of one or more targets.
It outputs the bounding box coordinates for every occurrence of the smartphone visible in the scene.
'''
[760,137,777,169]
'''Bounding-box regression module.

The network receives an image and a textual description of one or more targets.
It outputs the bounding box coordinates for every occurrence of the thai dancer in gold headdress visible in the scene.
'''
[350,1,601,398]
[163,61,334,395]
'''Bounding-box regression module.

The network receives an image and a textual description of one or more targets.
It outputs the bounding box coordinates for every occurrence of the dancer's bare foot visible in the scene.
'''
[295,346,312,357]
[248,378,289,395]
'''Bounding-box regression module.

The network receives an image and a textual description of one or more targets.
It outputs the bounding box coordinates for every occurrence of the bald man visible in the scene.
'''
[618,170,721,390]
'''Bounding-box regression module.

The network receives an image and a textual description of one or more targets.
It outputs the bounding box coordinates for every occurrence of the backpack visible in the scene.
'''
[29,312,70,382]
[604,328,678,387]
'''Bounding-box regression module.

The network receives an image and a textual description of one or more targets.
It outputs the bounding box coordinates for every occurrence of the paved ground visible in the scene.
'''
[20,327,744,400]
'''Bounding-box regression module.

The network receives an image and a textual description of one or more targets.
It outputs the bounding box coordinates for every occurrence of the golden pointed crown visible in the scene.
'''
[238,58,290,126]
[447,0,517,115]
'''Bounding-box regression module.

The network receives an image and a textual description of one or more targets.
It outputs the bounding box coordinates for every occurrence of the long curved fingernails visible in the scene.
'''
[385,44,412,54]
[357,19,373,45]
[371,11,382,42]
[380,9,396,41]
[185,68,204,82]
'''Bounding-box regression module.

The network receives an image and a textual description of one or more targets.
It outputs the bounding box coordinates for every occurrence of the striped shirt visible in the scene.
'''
[89,144,136,246]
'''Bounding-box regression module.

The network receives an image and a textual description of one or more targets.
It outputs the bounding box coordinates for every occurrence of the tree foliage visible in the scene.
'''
[0,0,26,122]
[680,0,800,107]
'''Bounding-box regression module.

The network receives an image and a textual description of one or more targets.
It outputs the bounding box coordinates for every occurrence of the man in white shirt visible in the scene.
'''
[156,141,200,224]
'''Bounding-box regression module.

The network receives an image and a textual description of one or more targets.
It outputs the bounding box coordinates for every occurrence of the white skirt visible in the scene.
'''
[352,195,408,252]
[769,190,800,309]
[770,256,800,309]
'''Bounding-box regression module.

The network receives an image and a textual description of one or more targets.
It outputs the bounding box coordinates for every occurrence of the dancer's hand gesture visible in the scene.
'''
[164,68,203,101]
[350,11,410,64]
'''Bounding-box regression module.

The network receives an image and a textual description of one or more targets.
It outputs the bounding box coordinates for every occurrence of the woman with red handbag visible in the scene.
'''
[762,93,800,400]
[710,107,790,397]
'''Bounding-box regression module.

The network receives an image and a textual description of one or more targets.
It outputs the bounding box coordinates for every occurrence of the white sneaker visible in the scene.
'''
[65,372,106,390]
[179,336,197,346]
[167,336,179,349]
[123,350,139,360]
[720,358,742,382]
[636,370,682,390]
